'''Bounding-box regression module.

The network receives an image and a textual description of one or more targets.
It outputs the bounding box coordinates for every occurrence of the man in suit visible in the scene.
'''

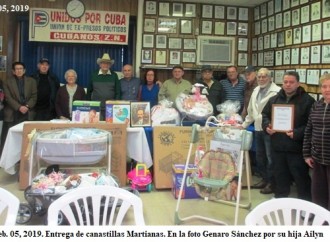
[1,61,37,154]
[134,109,147,125]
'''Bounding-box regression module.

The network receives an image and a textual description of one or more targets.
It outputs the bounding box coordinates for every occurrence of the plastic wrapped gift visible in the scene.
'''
[216,100,243,126]
[151,99,180,126]
[175,92,213,120]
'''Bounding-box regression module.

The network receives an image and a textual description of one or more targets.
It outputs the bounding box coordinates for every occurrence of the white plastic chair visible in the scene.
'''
[0,188,20,225]
[245,198,330,225]
[47,186,145,226]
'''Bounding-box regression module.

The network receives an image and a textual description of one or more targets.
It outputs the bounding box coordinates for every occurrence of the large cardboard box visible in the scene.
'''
[19,123,127,190]
[72,100,101,123]
[153,126,252,189]
[172,164,199,199]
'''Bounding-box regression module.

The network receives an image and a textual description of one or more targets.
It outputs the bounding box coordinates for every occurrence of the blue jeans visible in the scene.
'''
[255,131,273,183]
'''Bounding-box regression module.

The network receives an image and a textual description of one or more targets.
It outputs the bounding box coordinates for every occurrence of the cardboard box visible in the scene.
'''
[153,126,252,189]
[172,164,199,199]
[72,100,100,123]
[19,123,127,190]
[105,100,130,126]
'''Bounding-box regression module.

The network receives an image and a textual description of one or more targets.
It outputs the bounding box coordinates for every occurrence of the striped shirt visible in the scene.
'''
[219,77,246,114]
[303,99,330,166]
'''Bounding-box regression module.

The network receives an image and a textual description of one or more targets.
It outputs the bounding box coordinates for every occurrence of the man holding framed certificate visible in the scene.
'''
[262,71,315,201]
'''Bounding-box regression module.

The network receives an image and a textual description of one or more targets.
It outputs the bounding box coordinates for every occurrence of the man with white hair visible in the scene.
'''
[242,68,281,194]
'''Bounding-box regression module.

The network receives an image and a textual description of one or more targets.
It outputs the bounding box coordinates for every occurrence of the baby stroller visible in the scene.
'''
[174,116,253,225]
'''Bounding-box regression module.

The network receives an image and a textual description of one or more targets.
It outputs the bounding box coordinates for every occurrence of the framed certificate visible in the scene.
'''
[272,104,295,132]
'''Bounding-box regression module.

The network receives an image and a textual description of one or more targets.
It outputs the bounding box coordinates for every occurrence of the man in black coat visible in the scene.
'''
[262,71,315,201]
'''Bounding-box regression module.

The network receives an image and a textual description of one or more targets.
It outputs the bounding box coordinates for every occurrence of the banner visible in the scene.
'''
[29,8,129,45]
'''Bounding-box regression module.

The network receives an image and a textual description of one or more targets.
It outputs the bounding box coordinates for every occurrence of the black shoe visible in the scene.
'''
[252,180,267,189]
[260,184,274,194]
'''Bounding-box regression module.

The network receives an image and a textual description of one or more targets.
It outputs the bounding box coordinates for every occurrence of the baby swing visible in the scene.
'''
[174,116,253,225]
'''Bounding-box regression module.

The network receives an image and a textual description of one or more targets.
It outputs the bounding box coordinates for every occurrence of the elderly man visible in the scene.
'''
[242,68,281,194]
[241,65,258,119]
[87,53,121,120]
[262,71,315,200]
[120,64,141,101]
[158,65,192,107]
[220,66,246,114]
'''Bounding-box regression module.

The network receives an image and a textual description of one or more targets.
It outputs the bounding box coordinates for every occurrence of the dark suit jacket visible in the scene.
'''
[3,76,37,122]
[55,84,86,119]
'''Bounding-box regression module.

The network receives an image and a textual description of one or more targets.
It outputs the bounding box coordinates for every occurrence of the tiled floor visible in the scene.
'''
[0,168,280,226]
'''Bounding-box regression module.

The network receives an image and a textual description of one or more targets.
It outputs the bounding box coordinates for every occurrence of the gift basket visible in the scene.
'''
[175,84,213,121]
[151,99,180,126]
[216,100,243,126]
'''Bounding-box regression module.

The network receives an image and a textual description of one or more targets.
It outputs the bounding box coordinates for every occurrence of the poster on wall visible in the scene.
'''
[29,8,130,45]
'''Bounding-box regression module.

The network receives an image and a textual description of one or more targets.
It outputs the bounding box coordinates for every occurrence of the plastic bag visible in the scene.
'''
[151,99,180,126]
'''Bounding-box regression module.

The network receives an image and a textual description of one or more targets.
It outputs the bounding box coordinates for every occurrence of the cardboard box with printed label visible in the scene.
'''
[172,164,200,199]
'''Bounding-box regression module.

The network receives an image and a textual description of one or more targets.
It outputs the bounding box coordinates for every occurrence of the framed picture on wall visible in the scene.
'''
[185,4,196,17]
[261,19,268,34]
[275,50,283,66]
[264,35,270,49]
[183,39,196,50]
[283,0,290,10]
[291,0,299,7]
[275,13,282,29]
[302,25,311,43]
[168,38,182,49]
[274,70,285,84]
[322,45,330,63]
[271,33,277,48]
[296,69,307,83]
[238,22,248,35]
[260,3,267,18]
[158,18,177,33]
[252,38,258,51]
[169,51,181,65]
[321,69,330,75]
[258,36,264,51]
[202,5,213,18]
[300,0,308,4]
[268,1,274,15]
[227,7,237,20]
[306,69,320,85]
[143,34,154,48]
[252,53,258,66]
[227,22,237,35]
[283,11,291,28]
[264,51,274,66]
[202,21,213,34]
[311,2,321,21]
[156,35,167,49]
[274,0,282,13]
[214,21,225,35]
[172,3,183,17]
[239,7,248,21]
[283,49,291,65]
[214,6,225,19]
[312,23,322,42]
[182,52,196,63]
[144,18,156,32]
[237,53,248,66]
[301,6,310,24]
[323,0,330,18]
[254,6,260,20]
[291,47,300,65]
[323,21,330,40]
[277,31,285,47]
[159,2,170,16]
[292,9,300,26]
[285,29,292,46]
[145,1,157,15]
[238,38,248,51]
[180,19,192,34]
[131,102,151,127]
[300,47,310,65]
[155,50,166,64]
[293,27,301,44]
[141,49,152,64]
[268,16,275,31]
[258,52,264,66]
[255,21,260,35]
[311,45,321,64]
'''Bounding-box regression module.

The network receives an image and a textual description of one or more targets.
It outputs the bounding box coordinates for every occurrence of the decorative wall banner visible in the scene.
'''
[29,8,129,45]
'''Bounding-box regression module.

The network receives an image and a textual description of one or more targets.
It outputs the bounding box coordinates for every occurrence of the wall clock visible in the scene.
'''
[66,0,85,18]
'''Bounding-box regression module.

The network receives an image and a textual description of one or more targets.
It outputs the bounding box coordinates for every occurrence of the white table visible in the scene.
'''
[0,122,153,175]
